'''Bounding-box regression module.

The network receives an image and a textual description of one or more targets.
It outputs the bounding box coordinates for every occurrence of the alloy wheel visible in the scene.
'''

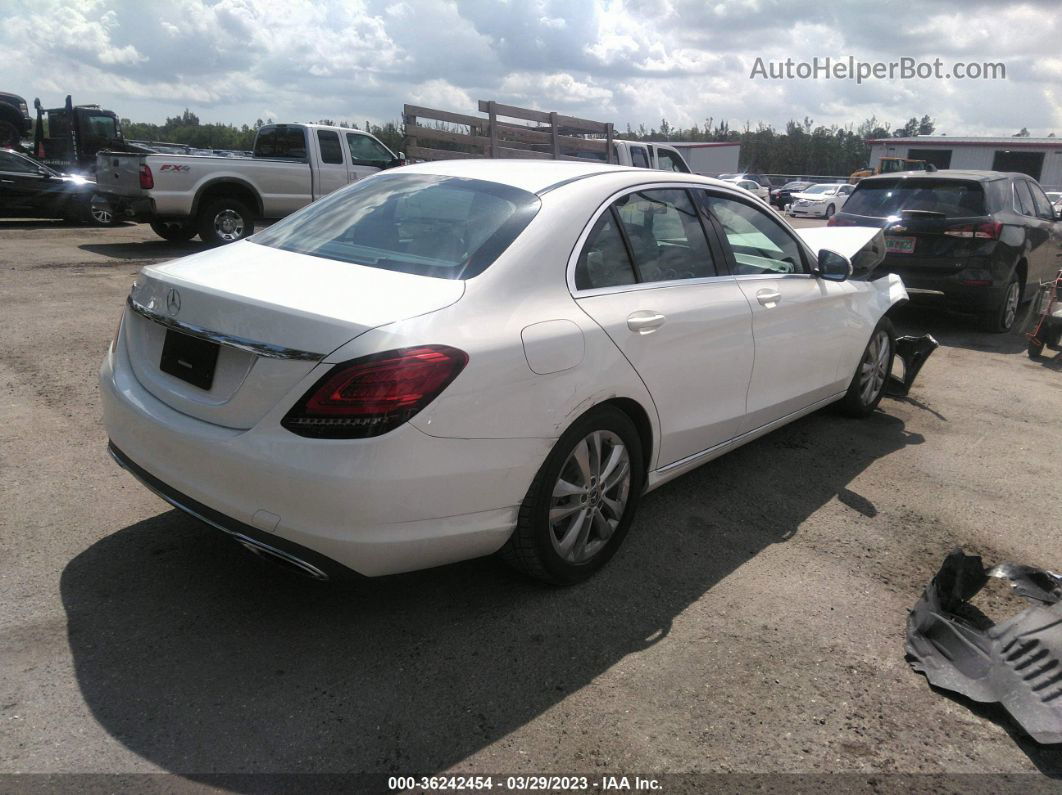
[548,430,631,564]
[91,205,113,225]
[213,209,245,241]
[1002,281,1020,330]
[859,329,891,406]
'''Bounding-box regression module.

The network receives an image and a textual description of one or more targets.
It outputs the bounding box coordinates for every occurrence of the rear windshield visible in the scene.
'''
[250,174,541,279]
[844,178,987,218]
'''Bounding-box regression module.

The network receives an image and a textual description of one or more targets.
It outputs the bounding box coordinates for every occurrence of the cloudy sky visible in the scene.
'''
[3,0,1060,136]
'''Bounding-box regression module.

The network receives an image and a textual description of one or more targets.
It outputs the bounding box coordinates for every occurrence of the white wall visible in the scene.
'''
[868,143,1062,189]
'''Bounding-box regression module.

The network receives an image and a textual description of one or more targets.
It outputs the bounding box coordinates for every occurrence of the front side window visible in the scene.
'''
[704,194,805,275]
[84,114,118,141]
[316,130,343,164]
[347,133,393,166]
[656,149,689,173]
[251,174,540,279]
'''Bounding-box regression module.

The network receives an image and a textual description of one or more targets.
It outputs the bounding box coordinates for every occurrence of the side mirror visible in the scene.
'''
[1055,207,1062,221]
[37,167,52,178]
[815,248,852,282]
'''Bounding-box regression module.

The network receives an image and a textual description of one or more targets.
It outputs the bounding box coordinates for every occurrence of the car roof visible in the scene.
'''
[861,169,1010,183]
[397,158,711,194]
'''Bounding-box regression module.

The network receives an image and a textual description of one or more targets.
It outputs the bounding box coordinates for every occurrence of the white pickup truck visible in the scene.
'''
[571,140,691,172]
[93,123,401,244]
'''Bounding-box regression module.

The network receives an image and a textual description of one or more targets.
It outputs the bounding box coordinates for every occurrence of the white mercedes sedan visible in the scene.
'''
[100,160,908,584]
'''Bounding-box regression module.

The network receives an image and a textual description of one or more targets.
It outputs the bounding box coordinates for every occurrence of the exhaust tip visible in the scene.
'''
[233,534,330,581]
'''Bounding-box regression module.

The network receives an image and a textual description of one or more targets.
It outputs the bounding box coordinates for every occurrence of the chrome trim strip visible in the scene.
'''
[107,446,330,581]
[126,295,325,361]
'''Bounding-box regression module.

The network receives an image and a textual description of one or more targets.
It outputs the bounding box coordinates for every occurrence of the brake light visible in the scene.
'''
[826,216,856,226]
[282,345,468,438]
[139,163,154,189]
[944,221,1001,239]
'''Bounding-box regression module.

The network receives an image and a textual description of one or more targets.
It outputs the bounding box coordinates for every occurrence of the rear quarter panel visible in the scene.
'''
[143,155,312,217]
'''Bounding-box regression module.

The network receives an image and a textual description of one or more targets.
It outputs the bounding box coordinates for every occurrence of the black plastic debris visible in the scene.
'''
[886,334,939,397]
[907,548,1062,744]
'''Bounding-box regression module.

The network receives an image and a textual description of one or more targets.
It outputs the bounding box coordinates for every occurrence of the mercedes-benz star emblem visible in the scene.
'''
[166,288,181,316]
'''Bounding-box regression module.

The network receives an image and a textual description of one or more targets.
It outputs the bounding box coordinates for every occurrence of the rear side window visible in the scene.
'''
[574,210,637,290]
[1028,182,1056,220]
[250,174,540,279]
[614,189,717,281]
[254,125,307,160]
[316,130,343,164]
[630,146,649,168]
[843,179,987,218]
[1014,180,1036,216]
[704,194,805,275]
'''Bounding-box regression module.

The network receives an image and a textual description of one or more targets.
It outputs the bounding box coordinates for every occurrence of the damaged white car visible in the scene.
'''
[100,160,914,584]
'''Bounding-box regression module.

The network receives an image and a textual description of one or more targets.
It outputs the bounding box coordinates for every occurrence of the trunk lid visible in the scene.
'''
[124,240,465,429]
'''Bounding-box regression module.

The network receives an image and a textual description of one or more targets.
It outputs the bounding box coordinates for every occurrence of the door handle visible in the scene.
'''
[756,289,782,307]
[0,179,14,184]
[627,311,666,334]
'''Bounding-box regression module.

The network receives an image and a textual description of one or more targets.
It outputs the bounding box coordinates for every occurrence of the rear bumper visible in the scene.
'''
[93,193,155,221]
[878,255,1011,312]
[99,335,549,577]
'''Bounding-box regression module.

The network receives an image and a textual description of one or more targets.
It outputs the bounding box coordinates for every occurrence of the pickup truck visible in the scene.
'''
[574,140,691,172]
[93,123,401,244]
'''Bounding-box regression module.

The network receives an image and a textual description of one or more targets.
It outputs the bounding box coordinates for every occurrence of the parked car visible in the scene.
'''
[0,148,111,224]
[718,172,772,188]
[769,181,813,209]
[93,123,402,245]
[786,183,853,218]
[101,160,909,585]
[722,177,769,200]
[829,170,1062,331]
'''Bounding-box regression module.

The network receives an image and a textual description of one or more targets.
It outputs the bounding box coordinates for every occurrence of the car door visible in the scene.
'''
[313,129,349,197]
[0,151,47,213]
[345,132,393,183]
[570,185,754,467]
[836,184,854,208]
[702,191,855,431]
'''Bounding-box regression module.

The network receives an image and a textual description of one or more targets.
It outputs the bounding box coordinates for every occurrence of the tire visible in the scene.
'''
[500,405,645,585]
[838,318,895,417]
[981,275,1021,333]
[197,197,254,245]
[824,204,836,219]
[150,219,197,242]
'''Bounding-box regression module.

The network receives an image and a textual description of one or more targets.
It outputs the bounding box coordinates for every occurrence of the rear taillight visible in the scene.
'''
[826,216,856,226]
[943,220,1001,239]
[282,345,468,438]
[139,163,154,189]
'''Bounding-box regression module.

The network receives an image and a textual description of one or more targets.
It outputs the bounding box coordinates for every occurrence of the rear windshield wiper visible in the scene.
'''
[899,209,947,219]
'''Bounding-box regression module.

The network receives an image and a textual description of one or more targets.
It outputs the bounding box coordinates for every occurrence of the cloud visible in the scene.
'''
[0,0,1057,135]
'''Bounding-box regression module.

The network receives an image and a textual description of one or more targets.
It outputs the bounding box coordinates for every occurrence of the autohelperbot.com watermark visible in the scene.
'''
[749,56,1006,83]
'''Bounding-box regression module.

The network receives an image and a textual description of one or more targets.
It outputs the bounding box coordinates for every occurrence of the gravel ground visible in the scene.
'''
[1,217,1061,790]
